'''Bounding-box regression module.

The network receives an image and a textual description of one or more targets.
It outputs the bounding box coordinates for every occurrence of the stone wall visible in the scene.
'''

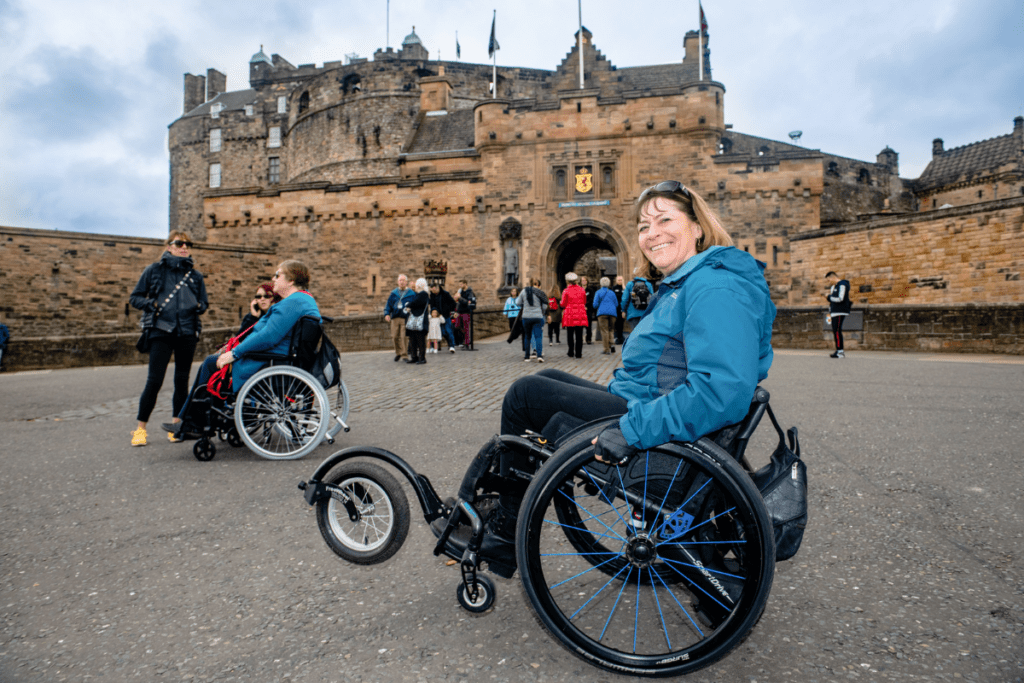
[788,196,1024,305]
[2,308,512,372]
[772,304,1024,355]
[0,226,275,338]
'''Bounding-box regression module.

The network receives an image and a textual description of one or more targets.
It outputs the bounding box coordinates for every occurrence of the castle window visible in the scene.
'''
[977,189,984,199]
[552,166,567,199]
[599,163,616,198]
[277,96,287,114]
[718,137,733,154]
[826,161,840,177]
[209,128,221,153]
[758,146,769,157]
[245,104,254,116]
[209,163,221,188]
[858,168,871,184]
[268,126,281,148]
[298,91,310,114]
[268,157,280,184]
[210,103,223,119]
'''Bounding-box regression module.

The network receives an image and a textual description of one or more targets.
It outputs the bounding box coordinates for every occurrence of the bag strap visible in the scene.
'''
[764,403,801,458]
[156,270,195,311]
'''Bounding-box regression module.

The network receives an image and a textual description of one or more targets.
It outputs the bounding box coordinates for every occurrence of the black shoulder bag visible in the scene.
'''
[750,405,808,561]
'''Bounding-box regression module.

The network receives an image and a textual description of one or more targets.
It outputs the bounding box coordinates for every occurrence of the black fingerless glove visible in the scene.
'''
[594,426,635,465]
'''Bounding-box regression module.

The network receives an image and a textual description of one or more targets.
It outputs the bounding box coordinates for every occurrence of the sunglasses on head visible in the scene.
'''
[637,180,691,205]
[254,294,274,300]
[169,240,193,248]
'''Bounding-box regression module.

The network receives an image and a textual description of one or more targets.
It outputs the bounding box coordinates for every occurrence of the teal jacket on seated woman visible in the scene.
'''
[231,291,321,387]
[608,245,776,450]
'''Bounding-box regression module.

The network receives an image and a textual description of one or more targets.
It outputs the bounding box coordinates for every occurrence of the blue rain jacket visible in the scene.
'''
[609,246,776,449]
[231,291,321,387]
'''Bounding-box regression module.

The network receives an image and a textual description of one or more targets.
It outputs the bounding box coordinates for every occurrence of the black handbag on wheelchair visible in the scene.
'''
[750,407,808,562]
[309,330,341,389]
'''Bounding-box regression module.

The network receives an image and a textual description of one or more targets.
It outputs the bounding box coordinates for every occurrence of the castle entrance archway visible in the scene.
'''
[542,219,631,289]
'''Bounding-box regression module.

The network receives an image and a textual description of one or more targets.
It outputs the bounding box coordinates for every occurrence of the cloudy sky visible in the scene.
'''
[0,0,1021,239]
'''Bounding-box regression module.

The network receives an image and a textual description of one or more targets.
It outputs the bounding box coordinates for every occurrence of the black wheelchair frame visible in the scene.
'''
[184,316,350,461]
[299,386,796,676]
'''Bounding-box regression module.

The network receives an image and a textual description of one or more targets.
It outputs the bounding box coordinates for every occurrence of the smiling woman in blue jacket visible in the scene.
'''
[440,181,777,569]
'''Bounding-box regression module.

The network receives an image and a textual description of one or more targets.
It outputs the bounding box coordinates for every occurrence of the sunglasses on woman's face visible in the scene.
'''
[169,240,193,248]
[637,180,691,205]
[254,294,274,300]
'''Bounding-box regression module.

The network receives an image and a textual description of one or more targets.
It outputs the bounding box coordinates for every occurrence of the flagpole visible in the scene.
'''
[492,10,497,99]
[386,0,390,49]
[698,2,703,81]
[578,0,584,89]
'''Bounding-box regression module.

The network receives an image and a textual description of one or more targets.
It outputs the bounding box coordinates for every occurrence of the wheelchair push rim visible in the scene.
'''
[517,435,775,677]
[234,366,331,460]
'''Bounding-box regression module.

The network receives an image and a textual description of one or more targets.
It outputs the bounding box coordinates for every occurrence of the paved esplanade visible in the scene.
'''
[2,338,1022,682]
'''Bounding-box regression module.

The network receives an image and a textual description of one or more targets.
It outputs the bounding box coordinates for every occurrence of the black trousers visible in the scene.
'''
[547,321,560,343]
[408,330,427,361]
[565,327,584,358]
[137,333,198,422]
[831,315,846,351]
[500,368,627,439]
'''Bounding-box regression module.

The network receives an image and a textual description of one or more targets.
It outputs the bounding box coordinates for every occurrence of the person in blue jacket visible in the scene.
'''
[591,276,619,354]
[438,181,777,569]
[383,274,417,362]
[620,274,653,335]
[165,260,321,438]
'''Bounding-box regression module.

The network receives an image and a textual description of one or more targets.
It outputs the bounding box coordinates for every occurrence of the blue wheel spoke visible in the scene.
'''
[599,566,634,642]
[557,486,627,543]
[659,556,740,612]
[633,570,641,653]
[550,553,624,590]
[653,477,713,538]
[652,457,686,531]
[541,518,624,543]
[659,555,745,582]
[651,566,704,638]
[656,506,738,546]
[567,562,632,620]
[581,466,632,532]
[648,566,672,651]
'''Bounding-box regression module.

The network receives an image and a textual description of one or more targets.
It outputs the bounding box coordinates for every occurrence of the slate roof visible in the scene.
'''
[182,89,259,118]
[716,131,817,158]
[917,132,1022,191]
[404,109,476,155]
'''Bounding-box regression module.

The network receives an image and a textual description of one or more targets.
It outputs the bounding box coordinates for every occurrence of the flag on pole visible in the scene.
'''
[488,12,500,57]
[456,32,461,60]
[699,1,708,44]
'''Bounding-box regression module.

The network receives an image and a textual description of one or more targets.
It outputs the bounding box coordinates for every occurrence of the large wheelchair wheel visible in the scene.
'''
[516,425,775,677]
[315,461,410,565]
[234,366,331,460]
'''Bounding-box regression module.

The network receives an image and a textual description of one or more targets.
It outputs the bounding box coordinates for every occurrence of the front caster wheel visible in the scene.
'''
[315,461,410,564]
[193,438,216,461]
[457,575,496,613]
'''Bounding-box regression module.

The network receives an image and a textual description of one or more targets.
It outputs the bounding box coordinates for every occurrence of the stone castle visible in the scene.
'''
[1,24,1022,364]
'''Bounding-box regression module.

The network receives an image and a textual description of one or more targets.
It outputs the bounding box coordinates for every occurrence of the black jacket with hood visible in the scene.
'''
[130,252,208,337]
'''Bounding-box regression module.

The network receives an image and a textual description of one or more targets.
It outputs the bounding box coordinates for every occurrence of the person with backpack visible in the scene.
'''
[546,285,562,345]
[592,277,619,355]
[621,275,653,335]
[825,271,852,358]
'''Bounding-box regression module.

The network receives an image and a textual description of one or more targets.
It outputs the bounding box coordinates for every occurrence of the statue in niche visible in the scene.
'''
[499,218,522,287]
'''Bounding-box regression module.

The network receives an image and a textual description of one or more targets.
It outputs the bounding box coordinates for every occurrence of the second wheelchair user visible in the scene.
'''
[164,260,321,439]
[447,181,777,567]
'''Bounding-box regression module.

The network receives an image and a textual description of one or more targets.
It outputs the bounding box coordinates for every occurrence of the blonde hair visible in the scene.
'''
[632,184,733,280]
[167,230,192,246]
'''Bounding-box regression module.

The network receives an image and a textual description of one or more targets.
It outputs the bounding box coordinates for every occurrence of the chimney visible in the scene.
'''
[1014,116,1023,140]
[206,69,227,102]
[932,138,944,157]
[183,73,206,114]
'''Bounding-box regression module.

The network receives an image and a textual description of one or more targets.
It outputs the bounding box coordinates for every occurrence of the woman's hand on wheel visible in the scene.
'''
[592,426,635,465]
[216,351,235,368]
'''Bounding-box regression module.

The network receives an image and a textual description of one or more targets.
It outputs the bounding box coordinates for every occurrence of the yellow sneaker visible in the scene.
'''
[131,427,147,447]
[167,431,183,443]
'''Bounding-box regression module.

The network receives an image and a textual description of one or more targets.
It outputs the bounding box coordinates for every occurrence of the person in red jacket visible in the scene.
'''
[560,272,589,359]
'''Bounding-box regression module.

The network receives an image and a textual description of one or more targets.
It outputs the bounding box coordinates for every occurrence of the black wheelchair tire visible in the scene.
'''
[457,574,496,614]
[193,438,216,462]
[315,461,410,565]
[516,428,775,677]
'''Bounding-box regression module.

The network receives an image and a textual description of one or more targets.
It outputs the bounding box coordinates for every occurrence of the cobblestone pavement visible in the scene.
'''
[1,340,1022,682]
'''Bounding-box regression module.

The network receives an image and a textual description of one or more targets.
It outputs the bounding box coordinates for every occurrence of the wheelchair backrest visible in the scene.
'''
[288,316,323,371]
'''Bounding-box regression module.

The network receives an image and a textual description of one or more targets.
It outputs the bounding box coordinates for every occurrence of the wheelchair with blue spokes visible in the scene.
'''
[299,388,797,677]
[185,316,351,462]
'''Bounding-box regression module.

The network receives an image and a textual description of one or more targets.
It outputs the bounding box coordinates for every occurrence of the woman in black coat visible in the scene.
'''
[403,278,431,364]
[237,282,280,335]
[128,232,208,446]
